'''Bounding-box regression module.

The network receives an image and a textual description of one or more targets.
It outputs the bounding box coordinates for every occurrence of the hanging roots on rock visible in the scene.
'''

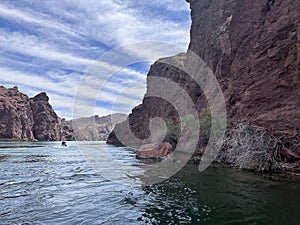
[217,123,281,172]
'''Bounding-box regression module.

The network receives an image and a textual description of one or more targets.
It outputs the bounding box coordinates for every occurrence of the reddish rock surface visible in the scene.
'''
[137,142,173,159]
[0,86,64,141]
[0,86,35,140]
[187,0,300,151]
[107,54,191,147]
[107,0,300,169]
[30,92,61,141]
[0,86,127,141]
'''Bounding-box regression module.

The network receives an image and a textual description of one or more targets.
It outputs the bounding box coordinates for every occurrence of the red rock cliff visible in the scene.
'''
[0,86,35,140]
[0,86,62,141]
[108,0,300,155]
[187,0,300,148]
[30,92,61,141]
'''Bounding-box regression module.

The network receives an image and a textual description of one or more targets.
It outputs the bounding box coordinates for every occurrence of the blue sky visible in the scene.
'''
[0,0,191,119]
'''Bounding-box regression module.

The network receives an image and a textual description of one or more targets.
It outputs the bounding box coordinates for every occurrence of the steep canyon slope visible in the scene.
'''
[107,0,300,168]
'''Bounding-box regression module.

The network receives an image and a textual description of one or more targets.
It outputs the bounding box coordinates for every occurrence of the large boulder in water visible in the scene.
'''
[137,142,173,160]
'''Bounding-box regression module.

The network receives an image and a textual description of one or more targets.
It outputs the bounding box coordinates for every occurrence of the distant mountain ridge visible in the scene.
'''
[66,114,127,141]
[0,85,126,141]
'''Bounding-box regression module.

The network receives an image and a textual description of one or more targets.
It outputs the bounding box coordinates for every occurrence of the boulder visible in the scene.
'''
[137,142,173,159]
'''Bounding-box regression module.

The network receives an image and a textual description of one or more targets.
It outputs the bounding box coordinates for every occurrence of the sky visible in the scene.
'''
[0,0,191,120]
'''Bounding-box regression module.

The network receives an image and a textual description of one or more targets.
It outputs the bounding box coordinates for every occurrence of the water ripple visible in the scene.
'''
[0,142,300,224]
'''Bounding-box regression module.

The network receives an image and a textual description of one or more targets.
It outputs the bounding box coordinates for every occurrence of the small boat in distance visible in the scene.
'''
[61,141,67,147]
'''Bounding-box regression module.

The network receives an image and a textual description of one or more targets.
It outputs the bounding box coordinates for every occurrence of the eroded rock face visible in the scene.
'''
[136,142,173,159]
[60,118,75,141]
[0,86,125,142]
[107,53,204,147]
[0,86,35,140]
[108,0,300,171]
[187,0,300,150]
[107,0,300,170]
[0,86,64,141]
[30,92,61,141]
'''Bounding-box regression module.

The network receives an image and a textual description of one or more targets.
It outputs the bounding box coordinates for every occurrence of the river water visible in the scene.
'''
[0,141,299,224]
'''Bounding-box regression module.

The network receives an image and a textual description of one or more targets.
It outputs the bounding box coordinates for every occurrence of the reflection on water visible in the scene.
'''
[0,141,300,224]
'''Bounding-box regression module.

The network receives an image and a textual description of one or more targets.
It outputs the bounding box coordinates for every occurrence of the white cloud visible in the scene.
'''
[0,67,78,95]
[0,30,95,69]
[0,0,191,118]
[0,3,79,37]
[33,0,190,48]
[0,66,145,119]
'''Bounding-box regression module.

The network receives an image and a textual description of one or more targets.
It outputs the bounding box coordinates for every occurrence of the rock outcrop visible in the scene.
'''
[30,92,61,141]
[0,86,62,141]
[107,53,193,147]
[0,86,127,141]
[187,0,300,149]
[60,118,76,141]
[107,0,300,171]
[136,142,173,160]
[0,86,35,140]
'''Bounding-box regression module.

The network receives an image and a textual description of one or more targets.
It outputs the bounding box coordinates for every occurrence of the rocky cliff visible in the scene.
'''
[0,86,62,141]
[107,53,204,147]
[30,92,62,141]
[60,118,75,141]
[187,0,300,148]
[0,86,125,141]
[0,86,35,140]
[107,0,300,170]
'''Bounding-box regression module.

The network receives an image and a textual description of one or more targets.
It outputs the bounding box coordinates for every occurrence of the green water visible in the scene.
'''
[146,164,300,224]
[0,141,299,224]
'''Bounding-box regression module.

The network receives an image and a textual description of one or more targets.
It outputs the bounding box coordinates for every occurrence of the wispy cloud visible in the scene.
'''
[0,66,146,119]
[0,3,78,36]
[0,29,94,69]
[0,0,191,119]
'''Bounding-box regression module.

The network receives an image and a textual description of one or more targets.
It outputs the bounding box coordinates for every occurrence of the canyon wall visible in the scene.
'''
[0,86,35,140]
[0,86,123,141]
[0,86,62,141]
[187,0,300,148]
[108,0,300,157]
